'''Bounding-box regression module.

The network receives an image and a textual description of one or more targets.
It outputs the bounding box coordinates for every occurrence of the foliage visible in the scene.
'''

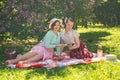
[0,0,49,39]
[0,0,83,42]
[94,0,120,26]
[0,0,120,36]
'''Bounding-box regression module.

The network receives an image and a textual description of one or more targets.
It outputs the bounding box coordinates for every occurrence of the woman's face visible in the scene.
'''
[65,20,74,31]
[53,21,61,31]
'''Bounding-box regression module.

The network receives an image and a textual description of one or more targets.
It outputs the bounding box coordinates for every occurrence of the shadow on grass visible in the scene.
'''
[0,61,119,80]
[0,28,116,79]
[24,62,104,80]
[0,63,99,79]
[24,67,70,80]
[89,25,120,29]
[80,31,111,43]
[80,31,111,52]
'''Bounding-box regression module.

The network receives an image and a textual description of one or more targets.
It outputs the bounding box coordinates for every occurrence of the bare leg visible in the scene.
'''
[22,54,43,63]
[5,51,37,64]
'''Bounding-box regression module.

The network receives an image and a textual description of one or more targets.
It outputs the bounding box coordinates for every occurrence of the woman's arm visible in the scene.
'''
[68,35,80,50]
[44,31,56,48]
[55,34,67,55]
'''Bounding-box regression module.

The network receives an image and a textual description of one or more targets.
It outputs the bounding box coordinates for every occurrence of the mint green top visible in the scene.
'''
[42,30,60,55]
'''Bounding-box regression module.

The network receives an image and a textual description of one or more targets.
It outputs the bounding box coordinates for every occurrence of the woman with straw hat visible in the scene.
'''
[5,18,64,65]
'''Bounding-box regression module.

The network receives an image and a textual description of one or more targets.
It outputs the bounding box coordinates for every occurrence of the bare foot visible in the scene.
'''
[4,59,16,65]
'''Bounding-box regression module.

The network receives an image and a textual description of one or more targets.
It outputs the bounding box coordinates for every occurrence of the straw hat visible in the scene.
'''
[104,54,120,62]
[48,18,63,29]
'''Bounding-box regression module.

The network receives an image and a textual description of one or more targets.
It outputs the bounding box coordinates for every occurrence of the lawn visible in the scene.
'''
[0,25,120,80]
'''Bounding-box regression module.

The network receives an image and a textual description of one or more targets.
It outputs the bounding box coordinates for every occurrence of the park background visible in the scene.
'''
[0,0,120,80]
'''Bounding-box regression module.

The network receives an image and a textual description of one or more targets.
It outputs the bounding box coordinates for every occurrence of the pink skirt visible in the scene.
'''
[30,42,54,61]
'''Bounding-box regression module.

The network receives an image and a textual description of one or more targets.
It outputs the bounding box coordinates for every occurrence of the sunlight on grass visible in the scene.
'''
[77,26,120,59]
[0,25,120,80]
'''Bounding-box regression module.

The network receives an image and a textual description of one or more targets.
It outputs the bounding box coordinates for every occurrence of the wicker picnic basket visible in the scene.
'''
[5,48,17,59]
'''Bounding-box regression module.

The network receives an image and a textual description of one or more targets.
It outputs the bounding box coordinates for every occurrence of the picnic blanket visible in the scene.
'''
[6,41,99,69]
[6,55,101,69]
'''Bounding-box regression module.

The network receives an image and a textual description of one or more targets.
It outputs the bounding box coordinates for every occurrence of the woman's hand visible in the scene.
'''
[68,44,73,50]
[67,44,79,50]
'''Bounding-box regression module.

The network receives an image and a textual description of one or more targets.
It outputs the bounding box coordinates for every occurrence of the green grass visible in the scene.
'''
[0,62,120,80]
[78,25,120,59]
[0,25,120,80]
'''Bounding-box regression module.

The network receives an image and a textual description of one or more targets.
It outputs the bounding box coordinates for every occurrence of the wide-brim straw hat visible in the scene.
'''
[48,18,63,29]
[104,54,120,62]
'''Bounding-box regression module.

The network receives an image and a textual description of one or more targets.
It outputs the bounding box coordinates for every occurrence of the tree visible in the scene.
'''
[94,0,120,26]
